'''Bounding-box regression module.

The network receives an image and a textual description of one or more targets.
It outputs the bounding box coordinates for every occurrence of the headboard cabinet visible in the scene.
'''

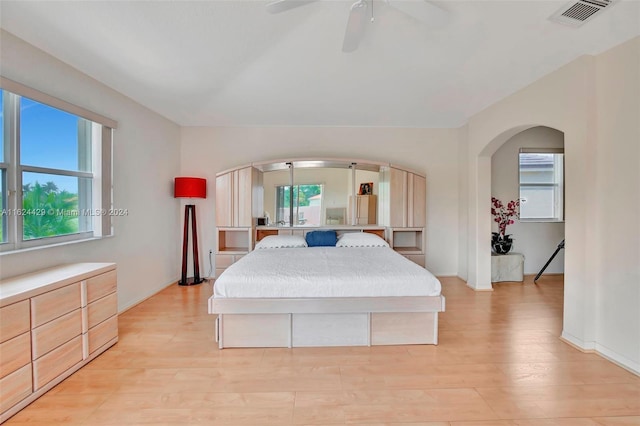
[214,158,427,275]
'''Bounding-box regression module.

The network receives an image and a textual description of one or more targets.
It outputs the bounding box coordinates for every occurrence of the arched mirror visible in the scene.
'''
[215,157,427,275]
[257,159,382,227]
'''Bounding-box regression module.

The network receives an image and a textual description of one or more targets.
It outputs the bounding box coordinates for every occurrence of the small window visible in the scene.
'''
[519,149,564,221]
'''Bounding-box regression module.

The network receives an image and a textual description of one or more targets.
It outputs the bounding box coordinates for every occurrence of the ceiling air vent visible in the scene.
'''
[550,0,615,27]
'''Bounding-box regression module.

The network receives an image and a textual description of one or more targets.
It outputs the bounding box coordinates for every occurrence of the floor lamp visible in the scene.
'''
[174,177,207,286]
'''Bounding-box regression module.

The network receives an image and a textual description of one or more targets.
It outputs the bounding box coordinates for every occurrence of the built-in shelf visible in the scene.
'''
[256,229,279,242]
[216,228,252,277]
[217,228,252,253]
[393,246,423,254]
[362,228,386,239]
[390,227,424,255]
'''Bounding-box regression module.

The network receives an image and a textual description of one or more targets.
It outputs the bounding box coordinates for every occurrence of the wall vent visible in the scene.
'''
[549,0,615,27]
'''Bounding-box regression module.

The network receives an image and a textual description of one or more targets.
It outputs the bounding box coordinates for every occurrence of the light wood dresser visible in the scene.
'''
[0,263,117,423]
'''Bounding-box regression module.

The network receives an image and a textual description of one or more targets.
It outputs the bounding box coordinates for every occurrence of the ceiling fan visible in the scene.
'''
[266,0,450,53]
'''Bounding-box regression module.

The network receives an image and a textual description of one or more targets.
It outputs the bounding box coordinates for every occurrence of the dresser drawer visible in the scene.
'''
[0,364,32,414]
[0,332,31,379]
[89,315,118,354]
[32,309,83,360]
[31,283,81,328]
[86,270,117,304]
[33,335,83,391]
[0,300,30,344]
[87,293,118,329]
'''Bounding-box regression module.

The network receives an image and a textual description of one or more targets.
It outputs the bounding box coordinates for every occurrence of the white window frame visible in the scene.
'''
[518,148,564,222]
[0,77,116,253]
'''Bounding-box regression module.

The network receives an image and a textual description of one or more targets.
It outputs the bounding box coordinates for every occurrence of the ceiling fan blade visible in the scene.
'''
[342,0,369,53]
[266,0,318,14]
[385,0,449,28]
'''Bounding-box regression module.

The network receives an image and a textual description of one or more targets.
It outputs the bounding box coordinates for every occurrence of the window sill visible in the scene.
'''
[519,219,565,223]
[0,235,113,256]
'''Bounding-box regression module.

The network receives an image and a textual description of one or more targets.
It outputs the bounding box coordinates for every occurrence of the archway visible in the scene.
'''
[468,123,570,291]
[488,126,565,281]
[463,55,598,353]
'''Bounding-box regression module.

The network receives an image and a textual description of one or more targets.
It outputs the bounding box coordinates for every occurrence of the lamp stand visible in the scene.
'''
[180,204,203,286]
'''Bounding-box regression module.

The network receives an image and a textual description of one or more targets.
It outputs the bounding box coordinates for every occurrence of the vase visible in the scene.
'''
[491,232,513,254]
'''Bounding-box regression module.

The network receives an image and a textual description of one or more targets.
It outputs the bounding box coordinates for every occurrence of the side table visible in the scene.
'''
[491,252,524,282]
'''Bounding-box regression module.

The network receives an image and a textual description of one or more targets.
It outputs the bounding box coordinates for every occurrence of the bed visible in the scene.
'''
[209,232,445,348]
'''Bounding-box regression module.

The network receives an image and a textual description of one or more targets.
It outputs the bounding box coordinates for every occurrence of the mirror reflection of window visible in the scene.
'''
[519,149,564,222]
[275,184,323,226]
[260,161,381,227]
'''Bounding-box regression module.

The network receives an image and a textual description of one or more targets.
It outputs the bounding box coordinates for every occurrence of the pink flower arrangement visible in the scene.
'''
[491,197,520,237]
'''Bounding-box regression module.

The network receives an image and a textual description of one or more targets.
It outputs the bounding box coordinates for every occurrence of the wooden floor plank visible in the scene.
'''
[4,275,640,425]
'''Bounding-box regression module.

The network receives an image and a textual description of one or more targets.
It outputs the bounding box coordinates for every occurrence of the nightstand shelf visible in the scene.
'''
[393,246,423,255]
[217,228,252,253]
[216,228,252,277]
[389,227,425,267]
[390,228,423,252]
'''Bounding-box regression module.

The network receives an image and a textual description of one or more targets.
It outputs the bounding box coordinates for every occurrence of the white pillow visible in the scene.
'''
[336,232,389,247]
[254,235,308,249]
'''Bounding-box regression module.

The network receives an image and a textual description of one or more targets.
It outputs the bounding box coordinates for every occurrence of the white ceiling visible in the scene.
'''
[1,1,639,127]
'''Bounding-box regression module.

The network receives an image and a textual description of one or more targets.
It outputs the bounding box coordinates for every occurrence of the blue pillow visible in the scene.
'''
[305,230,337,247]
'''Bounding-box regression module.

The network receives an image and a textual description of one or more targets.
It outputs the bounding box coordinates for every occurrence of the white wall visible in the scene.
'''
[0,31,182,311]
[180,127,461,276]
[594,39,640,372]
[491,126,565,274]
[457,126,469,281]
[463,36,639,373]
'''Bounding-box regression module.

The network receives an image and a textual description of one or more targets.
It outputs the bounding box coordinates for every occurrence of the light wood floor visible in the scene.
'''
[5,275,640,425]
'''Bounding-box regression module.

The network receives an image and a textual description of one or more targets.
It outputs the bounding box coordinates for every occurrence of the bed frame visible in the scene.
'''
[209,295,445,348]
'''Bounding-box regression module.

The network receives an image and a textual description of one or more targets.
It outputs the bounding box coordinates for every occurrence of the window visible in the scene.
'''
[0,82,115,252]
[0,170,5,244]
[275,184,323,226]
[519,149,564,221]
[1,90,5,243]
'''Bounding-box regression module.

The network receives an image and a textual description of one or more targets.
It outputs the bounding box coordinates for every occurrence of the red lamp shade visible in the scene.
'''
[174,177,206,199]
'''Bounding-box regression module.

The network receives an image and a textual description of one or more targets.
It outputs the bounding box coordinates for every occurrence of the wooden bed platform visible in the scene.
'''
[209,295,445,348]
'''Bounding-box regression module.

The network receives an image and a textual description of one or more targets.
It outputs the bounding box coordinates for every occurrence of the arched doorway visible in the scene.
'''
[489,126,565,281]
[472,124,567,289]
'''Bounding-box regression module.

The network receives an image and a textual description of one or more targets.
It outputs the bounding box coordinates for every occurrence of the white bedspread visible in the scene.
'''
[213,247,441,298]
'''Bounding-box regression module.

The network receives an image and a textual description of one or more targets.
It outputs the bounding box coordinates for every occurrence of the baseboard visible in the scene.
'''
[119,279,178,314]
[560,331,596,351]
[595,343,640,376]
[466,282,494,292]
[561,332,639,377]
[524,273,564,278]
[560,332,596,352]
